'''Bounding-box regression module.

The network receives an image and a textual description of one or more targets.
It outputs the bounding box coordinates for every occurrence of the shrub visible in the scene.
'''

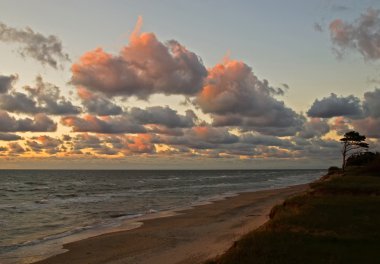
[327,166,341,175]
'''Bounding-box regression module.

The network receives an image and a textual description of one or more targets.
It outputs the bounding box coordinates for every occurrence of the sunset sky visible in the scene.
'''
[0,0,379,169]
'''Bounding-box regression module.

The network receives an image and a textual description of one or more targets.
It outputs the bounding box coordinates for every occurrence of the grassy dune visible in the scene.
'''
[206,165,380,264]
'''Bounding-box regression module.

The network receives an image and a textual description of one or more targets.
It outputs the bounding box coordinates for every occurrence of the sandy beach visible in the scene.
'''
[33,184,308,264]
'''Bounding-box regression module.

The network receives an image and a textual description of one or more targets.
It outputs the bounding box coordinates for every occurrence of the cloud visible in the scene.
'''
[0,74,17,93]
[71,17,207,99]
[307,93,362,118]
[155,126,239,150]
[330,116,350,135]
[61,114,146,134]
[329,8,380,60]
[0,91,37,113]
[363,88,380,118]
[130,106,197,128]
[7,142,25,155]
[26,135,62,154]
[67,133,155,155]
[0,132,21,141]
[77,87,122,116]
[240,133,293,147]
[0,111,56,132]
[0,22,70,68]
[298,118,330,139]
[194,59,303,136]
[0,76,81,115]
[352,117,380,138]
[61,104,198,134]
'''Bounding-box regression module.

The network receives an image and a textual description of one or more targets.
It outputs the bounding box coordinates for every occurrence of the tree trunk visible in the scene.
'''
[342,142,347,170]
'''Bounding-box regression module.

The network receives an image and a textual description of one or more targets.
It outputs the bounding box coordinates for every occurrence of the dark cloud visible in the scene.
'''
[0,111,56,132]
[70,133,102,151]
[363,88,380,118]
[0,132,21,141]
[155,126,239,150]
[61,105,198,134]
[0,74,17,93]
[307,93,362,118]
[0,22,70,68]
[0,91,38,113]
[195,59,304,136]
[24,76,81,115]
[130,106,197,128]
[329,8,380,61]
[61,115,146,134]
[7,142,25,155]
[71,17,207,99]
[240,133,293,147]
[298,118,330,139]
[146,125,184,136]
[68,133,155,155]
[0,76,81,115]
[77,87,122,116]
[26,136,62,154]
[82,96,122,116]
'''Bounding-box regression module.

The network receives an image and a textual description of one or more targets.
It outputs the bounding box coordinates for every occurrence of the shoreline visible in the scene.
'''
[31,183,309,264]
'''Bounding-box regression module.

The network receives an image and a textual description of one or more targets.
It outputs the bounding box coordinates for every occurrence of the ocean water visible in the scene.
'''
[0,169,324,263]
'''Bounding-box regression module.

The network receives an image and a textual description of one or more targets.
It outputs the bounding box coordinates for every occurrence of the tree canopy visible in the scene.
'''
[340,131,369,170]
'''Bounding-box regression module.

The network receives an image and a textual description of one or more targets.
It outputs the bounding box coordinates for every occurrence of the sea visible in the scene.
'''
[0,169,324,263]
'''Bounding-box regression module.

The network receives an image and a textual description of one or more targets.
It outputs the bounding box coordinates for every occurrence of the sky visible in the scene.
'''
[0,0,379,169]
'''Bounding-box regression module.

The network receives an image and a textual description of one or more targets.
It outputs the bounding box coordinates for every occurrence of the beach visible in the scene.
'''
[34,184,308,264]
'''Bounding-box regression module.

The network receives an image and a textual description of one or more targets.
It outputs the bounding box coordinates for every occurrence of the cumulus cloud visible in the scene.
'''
[0,91,38,113]
[26,135,62,154]
[0,76,81,115]
[329,8,380,60]
[0,132,21,141]
[77,87,122,116]
[307,93,363,118]
[194,59,303,136]
[0,22,70,68]
[71,17,207,99]
[130,106,197,128]
[0,74,17,93]
[363,88,380,118]
[353,117,380,138]
[61,105,197,134]
[356,88,380,137]
[0,111,56,132]
[68,133,155,155]
[61,114,146,134]
[240,133,293,147]
[298,118,330,139]
[7,142,25,155]
[155,126,239,150]
[330,116,351,135]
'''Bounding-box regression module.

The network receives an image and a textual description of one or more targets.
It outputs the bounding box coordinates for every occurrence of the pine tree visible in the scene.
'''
[340,131,369,170]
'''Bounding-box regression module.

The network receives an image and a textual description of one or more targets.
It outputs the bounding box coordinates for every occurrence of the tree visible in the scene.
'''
[340,131,369,170]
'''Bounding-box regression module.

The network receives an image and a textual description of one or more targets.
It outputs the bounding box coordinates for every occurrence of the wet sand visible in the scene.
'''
[34,184,308,264]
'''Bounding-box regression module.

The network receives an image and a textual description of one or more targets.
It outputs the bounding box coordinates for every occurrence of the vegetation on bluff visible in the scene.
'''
[206,156,380,264]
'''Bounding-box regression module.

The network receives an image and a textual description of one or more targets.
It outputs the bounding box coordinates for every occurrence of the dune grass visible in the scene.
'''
[206,167,380,264]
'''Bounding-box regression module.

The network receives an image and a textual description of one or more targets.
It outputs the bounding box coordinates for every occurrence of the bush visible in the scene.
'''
[346,152,379,167]
[327,166,342,175]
